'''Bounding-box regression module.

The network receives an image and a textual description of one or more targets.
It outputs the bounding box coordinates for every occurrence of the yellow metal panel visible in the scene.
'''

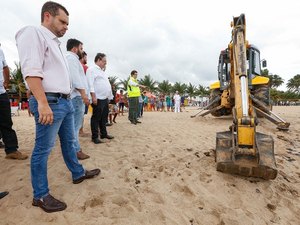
[252,76,269,85]
[210,81,220,89]
[238,126,254,146]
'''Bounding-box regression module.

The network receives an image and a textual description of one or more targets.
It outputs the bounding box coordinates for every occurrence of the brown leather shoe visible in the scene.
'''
[73,169,101,184]
[77,150,90,160]
[5,151,28,160]
[100,134,114,139]
[32,194,67,213]
[0,191,9,199]
[92,138,104,144]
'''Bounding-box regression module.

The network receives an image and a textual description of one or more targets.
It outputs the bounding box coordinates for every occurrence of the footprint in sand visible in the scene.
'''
[82,196,104,211]
[172,184,195,197]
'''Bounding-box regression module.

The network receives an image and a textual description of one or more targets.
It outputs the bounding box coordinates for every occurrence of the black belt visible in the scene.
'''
[45,92,70,99]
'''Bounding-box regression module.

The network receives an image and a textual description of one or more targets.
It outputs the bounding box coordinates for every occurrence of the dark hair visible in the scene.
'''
[41,1,69,23]
[94,53,106,63]
[131,70,138,76]
[79,51,87,60]
[66,39,82,51]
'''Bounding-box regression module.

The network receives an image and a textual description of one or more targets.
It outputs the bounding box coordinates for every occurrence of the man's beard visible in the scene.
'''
[76,51,82,58]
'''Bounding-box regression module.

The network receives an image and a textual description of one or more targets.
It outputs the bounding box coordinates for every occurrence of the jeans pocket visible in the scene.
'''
[47,96,59,104]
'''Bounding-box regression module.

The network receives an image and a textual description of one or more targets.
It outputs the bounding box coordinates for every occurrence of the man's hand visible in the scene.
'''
[37,102,53,125]
[92,96,97,105]
[25,77,53,125]
[3,67,10,90]
[83,95,90,106]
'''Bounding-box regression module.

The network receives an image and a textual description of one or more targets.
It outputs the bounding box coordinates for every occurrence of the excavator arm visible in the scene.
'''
[215,14,278,179]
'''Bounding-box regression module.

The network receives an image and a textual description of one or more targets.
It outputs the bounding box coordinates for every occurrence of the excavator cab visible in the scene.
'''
[247,46,264,84]
[218,46,266,89]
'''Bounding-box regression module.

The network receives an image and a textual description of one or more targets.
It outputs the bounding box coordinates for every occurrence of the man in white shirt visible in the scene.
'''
[87,53,114,144]
[15,1,100,213]
[173,91,181,113]
[66,38,90,160]
[0,45,28,160]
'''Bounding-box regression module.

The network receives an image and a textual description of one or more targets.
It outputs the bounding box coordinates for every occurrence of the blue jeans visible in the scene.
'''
[137,102,143,118]
[29,95,85,199]
[71,96,84,152]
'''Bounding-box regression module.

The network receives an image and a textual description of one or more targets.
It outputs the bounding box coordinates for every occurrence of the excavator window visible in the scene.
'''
[249,47,261,76]
[218,49,230,90]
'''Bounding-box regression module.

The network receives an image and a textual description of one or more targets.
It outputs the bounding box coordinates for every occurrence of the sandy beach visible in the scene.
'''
[0,106,299,225]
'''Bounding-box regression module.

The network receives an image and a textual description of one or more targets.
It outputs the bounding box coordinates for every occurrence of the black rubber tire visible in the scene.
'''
[251,84,271,111]
[209,89,231,117]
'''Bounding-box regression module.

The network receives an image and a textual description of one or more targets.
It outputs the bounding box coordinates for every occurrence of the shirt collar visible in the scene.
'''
[67,51,79,59]
[94,64,105,71]
[40,25,61,45]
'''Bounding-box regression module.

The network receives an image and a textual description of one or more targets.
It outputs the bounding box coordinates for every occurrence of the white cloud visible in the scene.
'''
[1,0,299,90]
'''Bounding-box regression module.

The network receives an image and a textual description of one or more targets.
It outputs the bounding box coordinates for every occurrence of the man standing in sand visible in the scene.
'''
[66,38,90,160]
[79,51,89,136]
[87,53,114,144]
[15,1,100,213]
[127,70,145,124]
[173,91,181,113]
[0,45,28,160]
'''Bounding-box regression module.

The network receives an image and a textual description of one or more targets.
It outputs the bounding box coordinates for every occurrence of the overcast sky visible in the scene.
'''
[1,0,300,89]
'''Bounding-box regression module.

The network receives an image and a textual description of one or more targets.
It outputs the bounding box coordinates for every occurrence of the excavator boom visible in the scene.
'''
[214,14,279,179]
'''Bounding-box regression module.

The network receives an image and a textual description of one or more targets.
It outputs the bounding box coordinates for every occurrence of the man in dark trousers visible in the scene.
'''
[87,53,114,144]
[0,45,28,160]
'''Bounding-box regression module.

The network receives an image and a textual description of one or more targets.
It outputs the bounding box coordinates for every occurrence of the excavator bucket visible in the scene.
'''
[215,131,277,180]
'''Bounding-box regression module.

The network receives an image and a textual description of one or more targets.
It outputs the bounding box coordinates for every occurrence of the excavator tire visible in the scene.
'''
[209,89,231,117]
[252,84,271,111]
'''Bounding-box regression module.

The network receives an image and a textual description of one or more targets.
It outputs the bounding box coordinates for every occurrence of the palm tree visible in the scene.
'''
[270,89,282,103]
[287,74,300,94]
[157,80,172,95]
[139,74,158,93]
[119,78,130,91]
[261,69,269,76]
[108,76,120,89]
[186,82,197,97]
[172,82,186,95]
[267,74,284,89]
[261,69,284,89]
[10,62,26,102]
[282,90,300,100]
[196,84,210,96]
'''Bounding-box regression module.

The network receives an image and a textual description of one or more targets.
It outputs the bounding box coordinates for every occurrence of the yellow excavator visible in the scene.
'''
[195,14,290,179]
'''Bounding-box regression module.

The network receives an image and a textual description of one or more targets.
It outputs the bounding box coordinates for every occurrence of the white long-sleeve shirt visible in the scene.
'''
[16,25,71,94]
[0,47,8,94]
[128,77,139,86]
[65,51,88,99]
[173,94,181,103]
[86,65,113,100]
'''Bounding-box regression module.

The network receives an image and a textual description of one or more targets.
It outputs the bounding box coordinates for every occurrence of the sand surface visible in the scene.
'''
[0,106,299,225]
